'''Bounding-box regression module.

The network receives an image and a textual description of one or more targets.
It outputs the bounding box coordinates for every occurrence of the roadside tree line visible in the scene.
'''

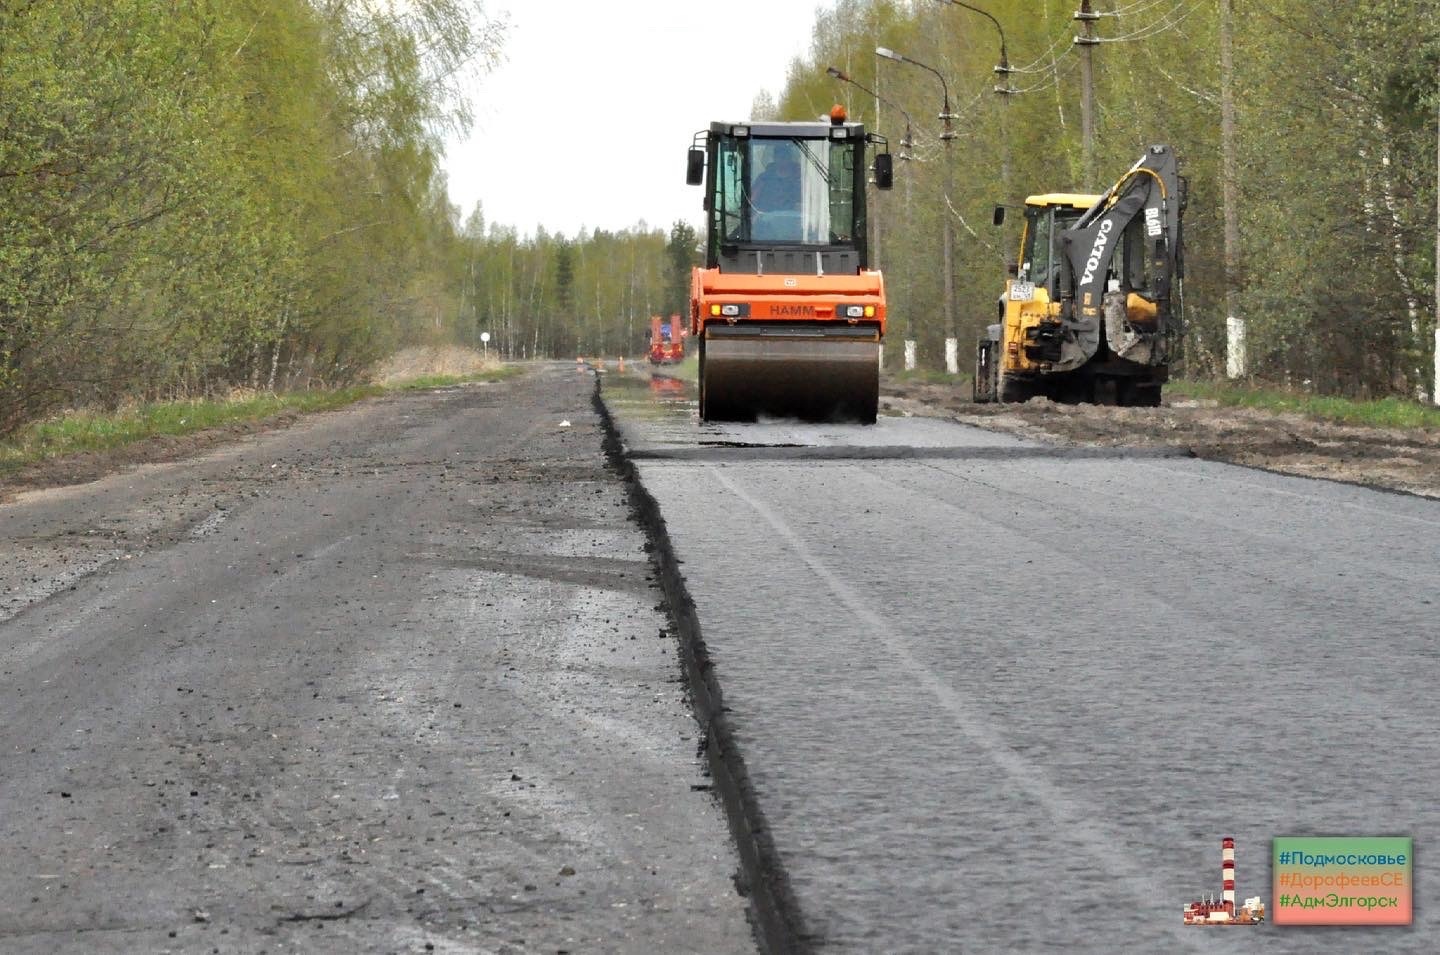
[454,216,698,363]
[11,0,1430,435]
[0,0,503,437]
[776,0,1439,398]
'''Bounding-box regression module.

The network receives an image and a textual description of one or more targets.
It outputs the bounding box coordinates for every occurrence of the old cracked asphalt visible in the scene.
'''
[0,364,752,954]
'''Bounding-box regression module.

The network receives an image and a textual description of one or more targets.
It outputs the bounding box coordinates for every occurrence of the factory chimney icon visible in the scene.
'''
[1182,837,1265,925]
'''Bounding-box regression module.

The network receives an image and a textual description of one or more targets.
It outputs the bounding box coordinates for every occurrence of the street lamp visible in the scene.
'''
[934,0,1015,194]
[875,47,955,141]
[876,45,960,371]
[825,66,914,157]
[826,64,914,357]
[934,0,1016,95]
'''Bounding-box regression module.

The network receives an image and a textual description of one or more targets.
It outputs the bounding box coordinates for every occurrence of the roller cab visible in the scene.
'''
[685,113,892,423]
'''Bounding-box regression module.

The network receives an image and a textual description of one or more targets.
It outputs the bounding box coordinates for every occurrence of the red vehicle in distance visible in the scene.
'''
[647,315,686,365]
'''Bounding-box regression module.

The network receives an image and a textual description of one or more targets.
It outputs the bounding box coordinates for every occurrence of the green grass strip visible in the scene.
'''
[0,365,521,474]
[885,367,968,386]
[1169,379,1440,429]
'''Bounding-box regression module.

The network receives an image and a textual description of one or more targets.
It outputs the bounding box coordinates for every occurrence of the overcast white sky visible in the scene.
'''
[442,2,834,239]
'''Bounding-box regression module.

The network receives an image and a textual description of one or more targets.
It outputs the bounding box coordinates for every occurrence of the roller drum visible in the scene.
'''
[699,323,880,424]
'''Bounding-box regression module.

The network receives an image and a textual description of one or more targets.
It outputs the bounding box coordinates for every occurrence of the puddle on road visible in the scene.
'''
[598,369,696,423]
[598,368,717,450]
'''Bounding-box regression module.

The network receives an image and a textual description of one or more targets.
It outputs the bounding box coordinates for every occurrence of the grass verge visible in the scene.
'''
[1169,379,1440,429]
[0,365,521,474]
[884,367,969,386]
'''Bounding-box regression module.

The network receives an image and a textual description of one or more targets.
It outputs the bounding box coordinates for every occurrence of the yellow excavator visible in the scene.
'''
[975,146,1185,406]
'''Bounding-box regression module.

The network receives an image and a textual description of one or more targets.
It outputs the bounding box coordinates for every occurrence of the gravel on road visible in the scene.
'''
[0,365,753,954]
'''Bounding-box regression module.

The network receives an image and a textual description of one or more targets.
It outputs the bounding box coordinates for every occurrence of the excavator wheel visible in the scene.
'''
[1131,384,1162,407]
[997,372,1031,404]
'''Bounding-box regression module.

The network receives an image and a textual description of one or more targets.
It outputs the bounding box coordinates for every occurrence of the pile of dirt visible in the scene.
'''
[882,380,1440,499]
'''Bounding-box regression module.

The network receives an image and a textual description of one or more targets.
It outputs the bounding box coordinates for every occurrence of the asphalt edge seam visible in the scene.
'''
[591,378,812,955]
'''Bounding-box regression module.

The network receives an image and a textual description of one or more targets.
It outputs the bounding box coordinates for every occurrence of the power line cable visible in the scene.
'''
[1104,0,1178,20]
[1010,30,1077,74]
[1011,50,1084,96]
[1099,0,1207,43]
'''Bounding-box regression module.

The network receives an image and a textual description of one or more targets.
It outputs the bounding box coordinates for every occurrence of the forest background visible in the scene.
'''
[2,0,1437,436]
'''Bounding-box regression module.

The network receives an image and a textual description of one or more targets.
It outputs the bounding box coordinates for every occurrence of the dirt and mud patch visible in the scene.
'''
[882,380,1440,499]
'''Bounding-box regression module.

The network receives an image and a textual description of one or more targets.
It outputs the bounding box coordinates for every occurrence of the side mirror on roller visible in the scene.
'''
[873,153,893,190]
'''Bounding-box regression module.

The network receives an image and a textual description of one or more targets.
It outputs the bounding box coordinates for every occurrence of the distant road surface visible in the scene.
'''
[607,369,1440,953]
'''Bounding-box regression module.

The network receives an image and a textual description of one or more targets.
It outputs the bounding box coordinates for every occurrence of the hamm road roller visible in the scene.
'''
[685,108,893,423]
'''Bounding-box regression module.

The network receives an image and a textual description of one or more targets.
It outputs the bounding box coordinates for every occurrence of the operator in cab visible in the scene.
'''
[752,153,801,212]
[750,150,804,241]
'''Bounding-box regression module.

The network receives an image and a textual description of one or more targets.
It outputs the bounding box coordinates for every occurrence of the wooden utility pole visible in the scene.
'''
[1433,58,1439,403]
[873,65,883,272]
[1075,0,1100,184]
[1221,0,1245,379]
[943,163,958,371]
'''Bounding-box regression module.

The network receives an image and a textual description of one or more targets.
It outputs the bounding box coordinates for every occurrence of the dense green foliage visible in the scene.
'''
[6,1,1433,436]
[778,0,1439,396]
[0,0,504,435]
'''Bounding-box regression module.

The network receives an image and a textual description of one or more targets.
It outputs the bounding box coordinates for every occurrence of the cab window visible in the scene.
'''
[1022,208,1053,285]
[715,136,859,245]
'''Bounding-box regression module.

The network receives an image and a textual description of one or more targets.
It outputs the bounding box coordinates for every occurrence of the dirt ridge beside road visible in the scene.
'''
[594,379,812,955]
[882,381,1440,500]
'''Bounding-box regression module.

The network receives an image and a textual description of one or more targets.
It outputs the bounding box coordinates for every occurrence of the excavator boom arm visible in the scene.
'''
[1058,145,1184,344]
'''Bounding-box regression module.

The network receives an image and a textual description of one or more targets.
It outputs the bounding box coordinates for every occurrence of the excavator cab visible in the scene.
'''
[1018,201,1091,300]
[1016,199,1094,365]
[685,116,892,423]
